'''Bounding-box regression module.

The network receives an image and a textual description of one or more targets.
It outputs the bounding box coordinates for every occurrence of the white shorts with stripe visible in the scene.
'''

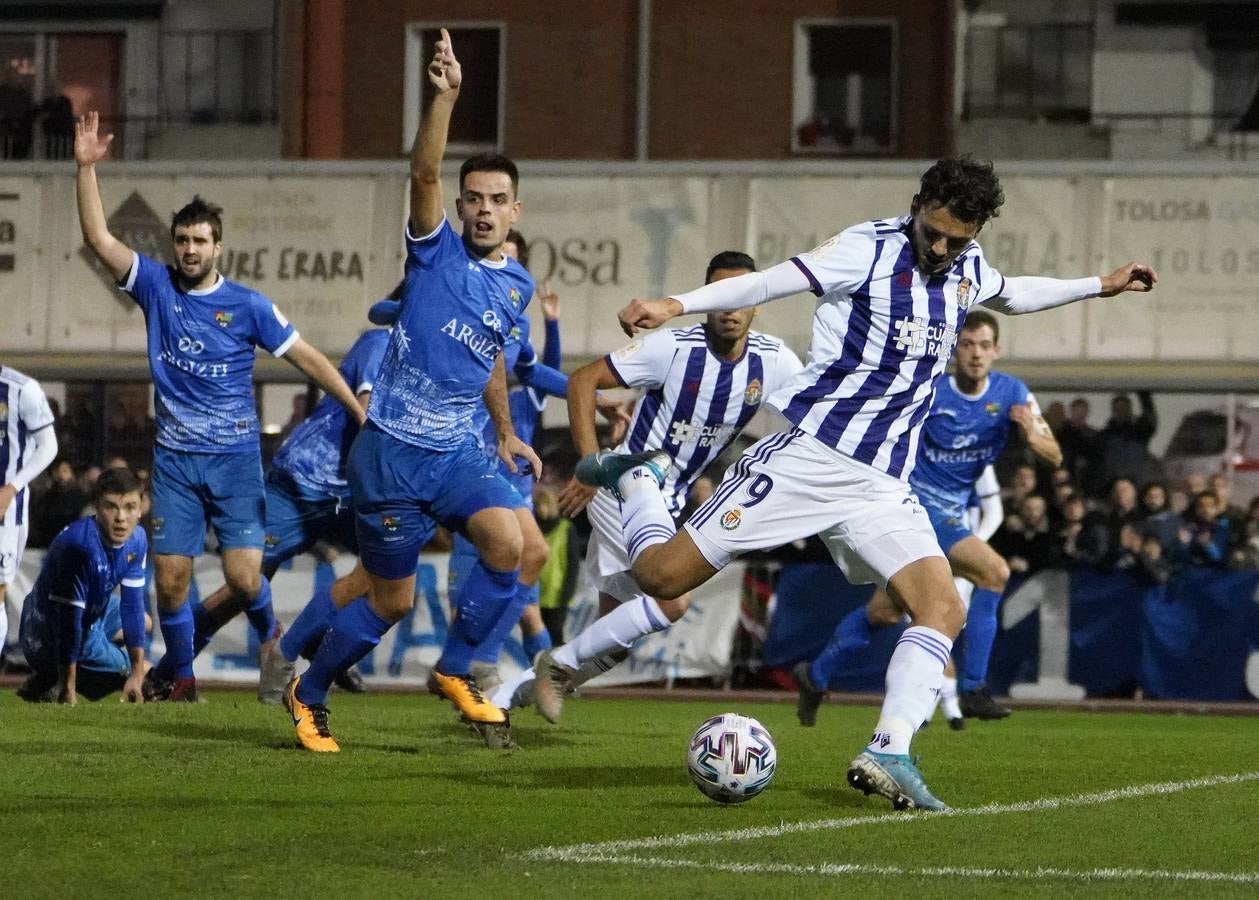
[584,487,651,604]
[684,429,944,586]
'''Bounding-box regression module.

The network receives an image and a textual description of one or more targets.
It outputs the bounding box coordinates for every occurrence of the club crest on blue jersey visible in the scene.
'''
[744,379,763,406]
[985,401,1001,416]
[956,276,973,309]
[508,287,522,306]
[382,515,401,532]
[214,310,233,326]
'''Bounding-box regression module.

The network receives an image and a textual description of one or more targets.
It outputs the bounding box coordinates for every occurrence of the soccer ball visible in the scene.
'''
[686,712,777,804]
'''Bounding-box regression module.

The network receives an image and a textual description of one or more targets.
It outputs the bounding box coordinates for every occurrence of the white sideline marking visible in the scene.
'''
[523,772,1259,862]
[547,855,1259,885]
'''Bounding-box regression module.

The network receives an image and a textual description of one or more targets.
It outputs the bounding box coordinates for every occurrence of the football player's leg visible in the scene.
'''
[949,535,1012,717]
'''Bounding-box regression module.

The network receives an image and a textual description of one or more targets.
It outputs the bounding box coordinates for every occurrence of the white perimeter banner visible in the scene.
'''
[2,550,746,689]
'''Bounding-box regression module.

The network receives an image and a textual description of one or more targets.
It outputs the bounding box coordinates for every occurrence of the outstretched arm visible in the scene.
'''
[283,339,366,425]
[409,27,461,237]
[982,262,1157,316]
[617,261,812,336]
[74,111,133,281]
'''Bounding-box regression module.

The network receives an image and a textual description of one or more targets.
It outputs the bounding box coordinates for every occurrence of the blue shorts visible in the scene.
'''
[261,470,356,575]
[925,503,973,556]
[349,423,523,580]
[20,594,130,678]
[150,444,266,556]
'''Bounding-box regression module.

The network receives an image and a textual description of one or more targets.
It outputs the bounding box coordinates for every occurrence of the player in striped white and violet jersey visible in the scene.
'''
[548,157,1157,811]
[0,365,58,665]
[495,251,801,720]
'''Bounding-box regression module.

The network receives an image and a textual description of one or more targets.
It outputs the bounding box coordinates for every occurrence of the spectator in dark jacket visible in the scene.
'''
[1091,391,1160,495]
[1175,490,1232,567]
[1136,480,1180,550]
[1055,396,1098,490]
[993,495,1060,575]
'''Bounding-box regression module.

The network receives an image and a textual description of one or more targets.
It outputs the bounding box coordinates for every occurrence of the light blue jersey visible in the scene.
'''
[910,371,1033,518]
[271,328,389,500]
[20,517,148,671]
[122,252,297,453]
[368,218,534,449]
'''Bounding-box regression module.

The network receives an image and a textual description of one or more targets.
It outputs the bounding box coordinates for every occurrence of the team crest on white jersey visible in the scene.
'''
[744,378,763,406]
[956,276,973,309]
[614,339,643,361]
[719,507,743,530]
[0,402,6,423]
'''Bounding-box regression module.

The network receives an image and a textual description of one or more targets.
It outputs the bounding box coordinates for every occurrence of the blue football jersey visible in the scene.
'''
[29,516,148,633]
[910,371,1033,517]
[368,218,534,450]
[122,252,297,453]
[270,328,389,499]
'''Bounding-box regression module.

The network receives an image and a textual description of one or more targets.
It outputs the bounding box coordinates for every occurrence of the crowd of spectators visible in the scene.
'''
[994,392,1259,582]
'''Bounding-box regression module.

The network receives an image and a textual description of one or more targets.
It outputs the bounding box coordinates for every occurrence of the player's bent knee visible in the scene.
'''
[657,593,690,623]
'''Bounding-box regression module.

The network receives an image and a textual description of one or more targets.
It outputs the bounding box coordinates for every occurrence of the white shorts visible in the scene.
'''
[684,429,944,587]
[0,519,30,585]
[584,487,650,604]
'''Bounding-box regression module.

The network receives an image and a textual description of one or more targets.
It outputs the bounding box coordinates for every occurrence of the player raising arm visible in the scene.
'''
[74,112,363,703]
[281,29,542,752]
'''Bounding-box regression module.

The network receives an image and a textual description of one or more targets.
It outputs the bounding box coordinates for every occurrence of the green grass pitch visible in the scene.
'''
[2,689,1256,898]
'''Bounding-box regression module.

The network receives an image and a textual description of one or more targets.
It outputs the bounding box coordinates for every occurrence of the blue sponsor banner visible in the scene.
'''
[768,564,1259,701]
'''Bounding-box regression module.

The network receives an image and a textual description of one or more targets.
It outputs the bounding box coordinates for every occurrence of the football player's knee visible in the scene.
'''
[984,558,1011,592]
[480,531,524,571]
[520,530,549,579]
[225,569,262,598]
[657,594,691,623]
[155,572,190,609]
[941,593,967,634]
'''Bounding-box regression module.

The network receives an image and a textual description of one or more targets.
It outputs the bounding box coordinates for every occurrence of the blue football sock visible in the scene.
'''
[522,618,552,661]
[471,581,536,665]
[296,598,392,708]
[243,576,277,644]
[960,587,1001,693]
[809,605,876,688]
[280,584,338,663]
[438,561,519,676]
[191,602,219,658]
[158,601,195,680]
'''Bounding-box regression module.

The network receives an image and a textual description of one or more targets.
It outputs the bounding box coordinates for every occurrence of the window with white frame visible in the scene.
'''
[792,20,896,154]
[403,23,504,154]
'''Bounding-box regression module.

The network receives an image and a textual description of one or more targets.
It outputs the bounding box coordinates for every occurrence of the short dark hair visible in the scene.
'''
[459,153,519,195]
[506,229,529,269]
[961,309,1000,343]
[916,155,1004,227]
[171,195,224,243]
[94,466,143,502]
[705,250,756,284]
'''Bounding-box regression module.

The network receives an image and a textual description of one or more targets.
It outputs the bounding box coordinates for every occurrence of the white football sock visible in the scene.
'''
[868,625,952,756]
[491,667,533,710]
[489,650,629,711]
[617,470,675,566]
[939,675,963,721]
[0,598,8,662]
[552,597,669,670]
